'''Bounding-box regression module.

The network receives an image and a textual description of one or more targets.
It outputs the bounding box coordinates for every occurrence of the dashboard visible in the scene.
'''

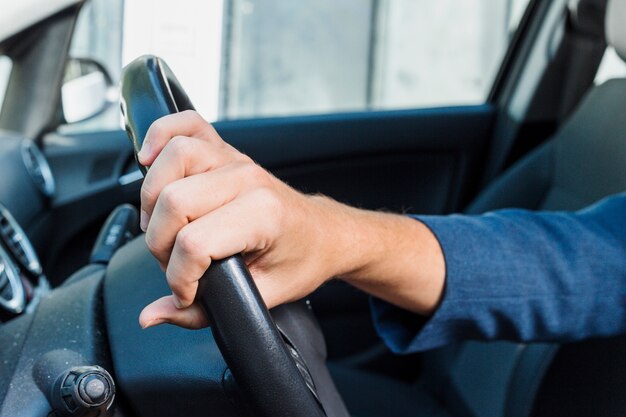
[0,130,54,323]
[0,201,49,321]
[0,130,116,416]
[0,131,48,227]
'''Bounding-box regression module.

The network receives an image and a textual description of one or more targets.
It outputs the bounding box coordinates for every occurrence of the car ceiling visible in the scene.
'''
[0,0,83,43]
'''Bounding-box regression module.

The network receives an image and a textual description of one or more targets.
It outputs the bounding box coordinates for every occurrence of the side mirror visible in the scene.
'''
[61,57,116,124]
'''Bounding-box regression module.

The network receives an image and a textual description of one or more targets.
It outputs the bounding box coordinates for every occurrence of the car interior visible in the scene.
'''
[0,0,624,416]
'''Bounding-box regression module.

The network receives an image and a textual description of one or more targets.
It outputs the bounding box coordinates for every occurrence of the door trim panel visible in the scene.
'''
[216,105,495,213]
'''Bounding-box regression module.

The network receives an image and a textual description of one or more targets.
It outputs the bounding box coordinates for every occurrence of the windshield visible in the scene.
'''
[0,56,13,115]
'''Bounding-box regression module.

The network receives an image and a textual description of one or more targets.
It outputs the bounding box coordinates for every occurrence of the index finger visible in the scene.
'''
[140,136,241,220]
[137,110,222,166]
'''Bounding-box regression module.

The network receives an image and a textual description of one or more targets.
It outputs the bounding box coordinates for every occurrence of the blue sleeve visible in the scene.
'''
[371,193,626,354]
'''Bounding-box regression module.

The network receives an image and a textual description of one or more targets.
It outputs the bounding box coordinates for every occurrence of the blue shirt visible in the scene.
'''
[371,193,626,353]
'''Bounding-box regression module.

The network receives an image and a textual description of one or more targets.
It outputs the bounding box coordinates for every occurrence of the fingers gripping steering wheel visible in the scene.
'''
[120,56,343,417]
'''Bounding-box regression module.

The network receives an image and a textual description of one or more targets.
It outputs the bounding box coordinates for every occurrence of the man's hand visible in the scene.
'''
[137,111,446,330]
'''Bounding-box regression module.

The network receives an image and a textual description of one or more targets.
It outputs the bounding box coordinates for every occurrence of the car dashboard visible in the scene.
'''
[0,131,53,324]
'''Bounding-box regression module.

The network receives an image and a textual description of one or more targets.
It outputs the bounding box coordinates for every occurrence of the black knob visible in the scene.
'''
[51,366,115,417]
[78,374,108,404]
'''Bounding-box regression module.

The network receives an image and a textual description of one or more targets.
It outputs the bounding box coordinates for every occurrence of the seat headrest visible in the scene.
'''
[606,0,626,62]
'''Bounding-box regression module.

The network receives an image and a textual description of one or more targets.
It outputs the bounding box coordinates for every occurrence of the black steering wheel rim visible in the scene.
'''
[120,55,327,417]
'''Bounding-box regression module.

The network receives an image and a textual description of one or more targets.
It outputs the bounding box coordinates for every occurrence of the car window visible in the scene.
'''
[58,0,124,134]
[0,56,13,115]
[60,0,532,133]
[595,46,626,85]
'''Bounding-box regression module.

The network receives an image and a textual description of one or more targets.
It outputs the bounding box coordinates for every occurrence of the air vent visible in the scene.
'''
[0,245,25,315]
[0,204,42,277]
[21,140,55,197]
[0,262,11,299]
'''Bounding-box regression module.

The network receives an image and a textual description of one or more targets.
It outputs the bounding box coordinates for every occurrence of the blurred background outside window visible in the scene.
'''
[60,0,626,134]
[0,56,13,114]
[595,46,626,84]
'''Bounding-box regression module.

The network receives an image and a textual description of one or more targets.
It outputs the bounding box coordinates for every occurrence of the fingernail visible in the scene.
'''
[137,141,151,163]
[141,318,170,329]
[172,294,184,309]
[140,210,148,232]
[141,318,158,329]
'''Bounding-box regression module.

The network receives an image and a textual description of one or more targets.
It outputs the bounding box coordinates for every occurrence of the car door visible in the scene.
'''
[37,0,539,361]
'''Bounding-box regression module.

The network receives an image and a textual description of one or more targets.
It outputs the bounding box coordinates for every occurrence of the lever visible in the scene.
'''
[34,350,115,417]
[90,204,140,264]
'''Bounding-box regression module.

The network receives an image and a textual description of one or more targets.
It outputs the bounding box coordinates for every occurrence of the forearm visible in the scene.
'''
[310,195,445,316]
[134,109,625,342]
[372,194,626,353]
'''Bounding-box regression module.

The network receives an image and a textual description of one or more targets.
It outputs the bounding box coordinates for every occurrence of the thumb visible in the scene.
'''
[139,295,210,329]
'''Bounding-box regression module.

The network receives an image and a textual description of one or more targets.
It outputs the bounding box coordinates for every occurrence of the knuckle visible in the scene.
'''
[183,110,211,136]
[176,227,204,258]
[236,152,254,163]
[141,181,157,208]
[181,109,201,121]
[148,119,165,139]
[165,272,189,300]
[239,161,258,177]
[165,270,179,289]
[167,135,191,159]
[255,187,284,218]
[241,162,270,185]
[159,183,186,216]
[178,294,194,307]
[213,131,227,147]
[144,230,164,255]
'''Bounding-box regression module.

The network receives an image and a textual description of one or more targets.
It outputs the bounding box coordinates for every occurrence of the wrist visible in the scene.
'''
[305,195,386,281]
[309,196,445,315]
[303,194,445,316]
[303,195,363,280]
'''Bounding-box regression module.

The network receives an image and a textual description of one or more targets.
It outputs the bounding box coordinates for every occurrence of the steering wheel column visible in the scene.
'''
[104,236,347,416]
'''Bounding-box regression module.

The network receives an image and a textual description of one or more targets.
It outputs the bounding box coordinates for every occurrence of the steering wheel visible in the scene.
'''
[119,55,347,417]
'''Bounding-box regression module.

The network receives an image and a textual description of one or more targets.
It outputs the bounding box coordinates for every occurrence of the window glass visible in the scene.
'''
[368,0,530,112]
[0,56,13,115]
[60,0,532,132]
[595,47,626,85]
[58,0,124,134]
